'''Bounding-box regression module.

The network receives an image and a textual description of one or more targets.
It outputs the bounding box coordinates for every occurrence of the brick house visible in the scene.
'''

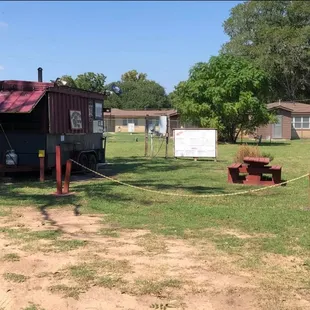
[256,102,310,140]
[103,108,180,133]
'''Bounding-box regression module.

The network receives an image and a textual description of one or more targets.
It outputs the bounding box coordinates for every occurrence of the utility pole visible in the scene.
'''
[144,115,149,157]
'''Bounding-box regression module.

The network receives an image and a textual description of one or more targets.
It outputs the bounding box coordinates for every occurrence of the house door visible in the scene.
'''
[272,115,283,138]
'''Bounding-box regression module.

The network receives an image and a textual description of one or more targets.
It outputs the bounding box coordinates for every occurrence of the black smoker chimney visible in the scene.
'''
[37,67,43,82]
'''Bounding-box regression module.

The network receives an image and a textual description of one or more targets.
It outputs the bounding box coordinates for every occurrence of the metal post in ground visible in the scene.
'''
[144,115,149,157]
[56,145,62,195]
[165,116,170,159]
[38,149,45,182]
[150,131,154,157]
[63,160,72,194]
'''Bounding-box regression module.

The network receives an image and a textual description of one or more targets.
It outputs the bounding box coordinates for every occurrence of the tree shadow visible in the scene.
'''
[235,141,291,147]
[115,178,226,195]
[100,156,183,177]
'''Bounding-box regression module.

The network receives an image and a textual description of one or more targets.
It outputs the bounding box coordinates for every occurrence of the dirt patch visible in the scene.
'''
[0,207,309,310]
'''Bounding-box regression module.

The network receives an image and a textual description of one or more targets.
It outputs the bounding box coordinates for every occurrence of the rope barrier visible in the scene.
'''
[70,159,309,198]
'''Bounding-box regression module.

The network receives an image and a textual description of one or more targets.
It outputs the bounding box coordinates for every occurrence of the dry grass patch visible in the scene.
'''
[96,275,127,289]
[98,227,120,238]
[49,284,85,300]
[137,233,168,254]
[52,239,87,252]
[22,303,45,310]
[2,253,20,262]
[134,278,183,296]
[3,272,28,283]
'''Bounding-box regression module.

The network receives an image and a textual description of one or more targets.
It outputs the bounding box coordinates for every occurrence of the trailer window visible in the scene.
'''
[94,102,103,120]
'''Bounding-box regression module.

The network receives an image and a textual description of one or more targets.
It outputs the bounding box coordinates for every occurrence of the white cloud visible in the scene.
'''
[0,65,4,71]
[0,21,8,28]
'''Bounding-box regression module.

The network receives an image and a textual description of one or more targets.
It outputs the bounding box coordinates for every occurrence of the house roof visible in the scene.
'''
[104,108,178,118]
[267,102,310,114]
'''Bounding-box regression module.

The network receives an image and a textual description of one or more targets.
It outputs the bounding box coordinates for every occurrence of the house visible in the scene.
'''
[256,101,310,140]
[103,108,180,133]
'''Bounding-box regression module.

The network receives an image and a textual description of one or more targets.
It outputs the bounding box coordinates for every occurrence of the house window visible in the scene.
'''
[148,119,159,126]
[122,118,138,126]
[292,116,310,129]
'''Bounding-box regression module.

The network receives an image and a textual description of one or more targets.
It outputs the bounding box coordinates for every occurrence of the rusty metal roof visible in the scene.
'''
[0,80,106,114]
[0,90,46,113]
[0,80,51,113]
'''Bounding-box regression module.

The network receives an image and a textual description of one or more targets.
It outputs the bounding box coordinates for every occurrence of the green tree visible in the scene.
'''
[121,70,147,82]
[222,0,310,101]
[60,72,107,93]
[105,79,171,110]
[59,75,77,88]
[171,55,272,143]
[75,72,106,93]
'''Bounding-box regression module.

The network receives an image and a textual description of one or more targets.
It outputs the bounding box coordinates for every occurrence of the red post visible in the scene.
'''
[39,157,45,182]
[63,160,72,194]
[56,145,62,195]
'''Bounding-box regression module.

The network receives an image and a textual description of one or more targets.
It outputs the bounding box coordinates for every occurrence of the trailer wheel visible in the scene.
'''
[88,154,97,172]
[79,153,88,173]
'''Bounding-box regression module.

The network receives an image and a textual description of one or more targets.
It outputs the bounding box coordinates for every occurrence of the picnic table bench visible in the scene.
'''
[228,157,282,186]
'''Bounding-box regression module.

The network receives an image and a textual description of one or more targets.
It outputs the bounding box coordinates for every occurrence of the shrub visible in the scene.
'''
[234,144,261,162]
[261,152,274,162]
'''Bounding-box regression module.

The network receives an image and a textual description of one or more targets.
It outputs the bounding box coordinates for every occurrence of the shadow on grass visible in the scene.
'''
[72,178,226,197]
[235,141,291,147]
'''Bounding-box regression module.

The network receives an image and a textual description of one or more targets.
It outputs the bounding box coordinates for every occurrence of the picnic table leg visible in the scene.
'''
[272,170,281,184]
[228,168,241,183]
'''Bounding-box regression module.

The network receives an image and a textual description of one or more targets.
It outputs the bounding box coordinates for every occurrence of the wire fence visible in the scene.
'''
[104,117,193,136]
[103,117,196,158]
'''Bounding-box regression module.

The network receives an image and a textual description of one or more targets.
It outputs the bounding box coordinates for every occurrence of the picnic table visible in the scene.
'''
[227,157,282,186]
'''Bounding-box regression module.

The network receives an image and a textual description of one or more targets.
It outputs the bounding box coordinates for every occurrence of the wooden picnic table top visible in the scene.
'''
[243,157,270,165]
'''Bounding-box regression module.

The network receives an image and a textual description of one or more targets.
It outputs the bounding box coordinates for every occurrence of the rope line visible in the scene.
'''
[70,159,309,198]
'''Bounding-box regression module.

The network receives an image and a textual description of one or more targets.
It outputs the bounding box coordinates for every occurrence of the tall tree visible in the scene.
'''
[60,72,106,93]
[59,75,77,88]
[121,70,147,82]
[222,0,310,101]
[75,72,106,93]
[171,55,272,143]
[105,79,171,110]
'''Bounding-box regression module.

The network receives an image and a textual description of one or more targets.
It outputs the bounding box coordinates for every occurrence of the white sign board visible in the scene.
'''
[128,123,135,133]
[174,129,217,158]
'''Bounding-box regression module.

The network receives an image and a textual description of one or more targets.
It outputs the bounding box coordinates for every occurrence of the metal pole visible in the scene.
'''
[308,172,310,208]
[55,145,62,195]
[165,116,170,159]
[63,160,72,194]
[144,115,149,157]
[150,131,154,157]
[39,157,45,182]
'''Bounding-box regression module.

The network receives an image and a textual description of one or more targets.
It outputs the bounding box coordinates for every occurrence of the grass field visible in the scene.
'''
[1,133,310,309]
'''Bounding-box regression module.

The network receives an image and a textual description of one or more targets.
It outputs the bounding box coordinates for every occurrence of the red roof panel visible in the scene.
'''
[0,90,46,113]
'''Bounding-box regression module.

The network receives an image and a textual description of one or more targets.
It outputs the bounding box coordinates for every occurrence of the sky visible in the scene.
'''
[0,1,241,93]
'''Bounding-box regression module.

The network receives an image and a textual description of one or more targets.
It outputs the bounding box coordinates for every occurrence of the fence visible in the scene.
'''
[104,117,193,136]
